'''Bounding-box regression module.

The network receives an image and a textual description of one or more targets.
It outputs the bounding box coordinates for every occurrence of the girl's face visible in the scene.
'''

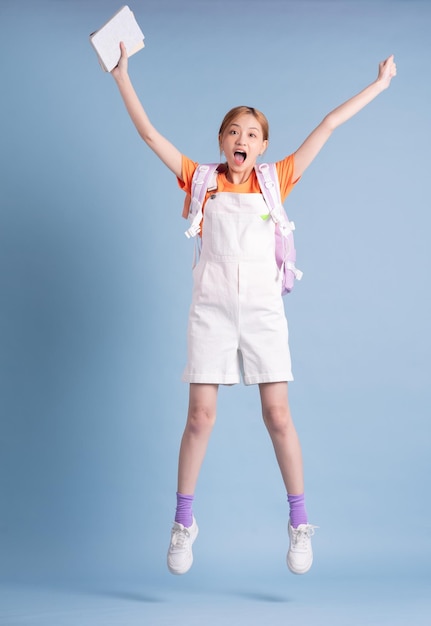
[219,113,268,174]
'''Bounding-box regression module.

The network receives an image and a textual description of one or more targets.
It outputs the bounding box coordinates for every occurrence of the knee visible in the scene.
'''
[262,404,291,436]
[186,405,216,436]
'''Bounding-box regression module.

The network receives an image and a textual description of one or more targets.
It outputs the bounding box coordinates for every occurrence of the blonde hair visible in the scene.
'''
[218,106,269,150]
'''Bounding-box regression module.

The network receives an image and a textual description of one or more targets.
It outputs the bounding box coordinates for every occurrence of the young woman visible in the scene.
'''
[111,43,396,576]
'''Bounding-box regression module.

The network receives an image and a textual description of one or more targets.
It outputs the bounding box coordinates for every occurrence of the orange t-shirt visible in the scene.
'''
[179,154,299,219]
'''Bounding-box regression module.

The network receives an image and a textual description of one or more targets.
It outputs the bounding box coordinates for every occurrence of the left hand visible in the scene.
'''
[377,54,397,89]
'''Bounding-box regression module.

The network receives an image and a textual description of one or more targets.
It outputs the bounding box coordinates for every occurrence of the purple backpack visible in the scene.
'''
[185,162,303,295]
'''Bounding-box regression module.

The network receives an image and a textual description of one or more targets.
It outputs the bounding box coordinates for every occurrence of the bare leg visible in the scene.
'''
[259,382,304,495]
[177,383,218,494]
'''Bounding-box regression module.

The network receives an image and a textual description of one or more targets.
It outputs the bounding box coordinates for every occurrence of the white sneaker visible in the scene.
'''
[167,517,199,575]
[287,521,318,575]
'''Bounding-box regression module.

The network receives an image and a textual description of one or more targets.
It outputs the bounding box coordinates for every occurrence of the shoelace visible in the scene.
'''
[292,524,319,548]
[171,525,191,549]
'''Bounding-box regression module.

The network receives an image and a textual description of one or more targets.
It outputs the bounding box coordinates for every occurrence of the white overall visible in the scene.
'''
[182,191,293,385]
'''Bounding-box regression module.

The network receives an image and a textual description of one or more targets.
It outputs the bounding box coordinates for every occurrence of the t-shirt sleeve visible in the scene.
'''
[276,153,301,203]
[178,155,199,218]
[177,154,198,193]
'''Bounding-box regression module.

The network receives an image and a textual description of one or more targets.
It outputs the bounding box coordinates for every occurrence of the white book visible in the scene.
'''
[90,5,145,72]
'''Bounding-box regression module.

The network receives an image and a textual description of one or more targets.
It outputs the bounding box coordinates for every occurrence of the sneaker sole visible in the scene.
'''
[287,555,313,575]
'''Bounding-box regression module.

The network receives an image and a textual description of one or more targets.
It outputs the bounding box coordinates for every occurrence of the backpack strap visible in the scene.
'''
[185,163,219,238]
[256,162,303,288]
[255,162,292,233]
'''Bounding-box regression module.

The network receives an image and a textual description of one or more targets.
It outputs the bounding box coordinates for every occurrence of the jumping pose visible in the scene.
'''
[111,43,396,575]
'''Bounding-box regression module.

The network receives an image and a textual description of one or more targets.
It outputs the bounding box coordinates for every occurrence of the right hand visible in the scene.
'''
[111,41,128,80]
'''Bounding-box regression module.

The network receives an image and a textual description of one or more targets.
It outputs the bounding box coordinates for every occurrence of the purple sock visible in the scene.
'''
[175,492,194,527]
[288,493,308,528]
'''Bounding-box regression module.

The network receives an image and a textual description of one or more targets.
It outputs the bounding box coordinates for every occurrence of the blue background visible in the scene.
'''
[0,0,430,624]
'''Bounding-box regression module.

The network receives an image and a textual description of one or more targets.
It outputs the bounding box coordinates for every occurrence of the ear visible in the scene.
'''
[260,139,268,156]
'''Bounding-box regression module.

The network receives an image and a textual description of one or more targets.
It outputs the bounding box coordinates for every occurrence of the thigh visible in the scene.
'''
[259,381,290,412]
[188,383,219,416]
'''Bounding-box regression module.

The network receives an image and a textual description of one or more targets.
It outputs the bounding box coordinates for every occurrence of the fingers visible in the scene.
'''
[385,55,397,78]
[379,54,397,81]
[111,42,128,76]
[383,54,396,72]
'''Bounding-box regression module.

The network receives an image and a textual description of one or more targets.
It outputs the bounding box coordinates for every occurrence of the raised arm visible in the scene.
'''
[293,55,397,180]
[111,42,183,180]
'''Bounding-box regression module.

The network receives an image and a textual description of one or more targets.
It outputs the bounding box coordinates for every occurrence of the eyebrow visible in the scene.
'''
[230,123,260,131]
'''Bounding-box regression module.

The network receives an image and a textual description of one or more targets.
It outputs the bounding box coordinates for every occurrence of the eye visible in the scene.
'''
[249,132,257,138]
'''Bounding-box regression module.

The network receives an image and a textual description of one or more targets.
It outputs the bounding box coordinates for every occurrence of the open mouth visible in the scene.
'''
[234,151,247,165]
